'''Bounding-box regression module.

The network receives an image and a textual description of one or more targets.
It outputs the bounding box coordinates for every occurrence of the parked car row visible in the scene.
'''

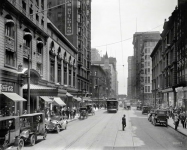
[0,112,68,150]
[147,109,169,127]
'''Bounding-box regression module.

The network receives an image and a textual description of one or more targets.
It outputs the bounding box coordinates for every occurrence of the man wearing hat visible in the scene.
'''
[122,114,126,131]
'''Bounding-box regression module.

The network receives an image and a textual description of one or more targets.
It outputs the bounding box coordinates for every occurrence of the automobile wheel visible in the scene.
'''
[30,134,36,146]
[0,146,4,150]
[165,121,168,127]
[17,138,24,150]
[153,120,156,126]
[43,130,47,140]
[56,125,60,133]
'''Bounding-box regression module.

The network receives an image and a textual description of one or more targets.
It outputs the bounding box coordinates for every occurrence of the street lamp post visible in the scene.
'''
[27,54,31,114]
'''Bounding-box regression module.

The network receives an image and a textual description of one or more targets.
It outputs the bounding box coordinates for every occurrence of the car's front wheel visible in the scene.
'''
[30,134,36,146]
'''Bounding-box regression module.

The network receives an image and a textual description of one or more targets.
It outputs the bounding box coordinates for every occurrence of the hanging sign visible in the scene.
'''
[65,0,73,35]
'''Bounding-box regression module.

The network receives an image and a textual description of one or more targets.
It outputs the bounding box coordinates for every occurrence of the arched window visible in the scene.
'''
[50,41,55,52]
[37,38,43,54]
[36,38,43,75]
[5,15,15,39]
[23,28,32,48]
[4,15,16,67]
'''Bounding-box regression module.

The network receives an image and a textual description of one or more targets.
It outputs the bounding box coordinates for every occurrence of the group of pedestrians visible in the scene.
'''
[173,111,187,130]
[61,106,77,119]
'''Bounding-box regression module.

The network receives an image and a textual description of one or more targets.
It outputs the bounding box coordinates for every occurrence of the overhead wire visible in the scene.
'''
[92,24,163,48]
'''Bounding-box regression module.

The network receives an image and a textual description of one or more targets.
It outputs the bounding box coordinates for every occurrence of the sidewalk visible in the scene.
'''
[168,117,187,136]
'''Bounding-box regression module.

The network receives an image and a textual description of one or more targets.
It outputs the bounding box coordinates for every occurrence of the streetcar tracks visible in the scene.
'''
[62,111,117,150]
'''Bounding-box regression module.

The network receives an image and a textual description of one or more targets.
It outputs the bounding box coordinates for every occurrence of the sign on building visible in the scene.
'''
[65,0,73,35]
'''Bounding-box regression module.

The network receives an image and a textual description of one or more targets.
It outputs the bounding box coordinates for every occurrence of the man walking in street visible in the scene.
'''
[122,114,126,131]
[174,113,179,130]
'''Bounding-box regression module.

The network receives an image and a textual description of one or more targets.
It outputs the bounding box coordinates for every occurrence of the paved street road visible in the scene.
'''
[22,107,187,150]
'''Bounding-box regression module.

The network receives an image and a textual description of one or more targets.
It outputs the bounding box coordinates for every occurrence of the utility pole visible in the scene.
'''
[27,54,31,114]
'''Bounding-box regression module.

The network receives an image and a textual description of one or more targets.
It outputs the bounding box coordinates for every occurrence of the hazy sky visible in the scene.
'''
[91,0,178,95]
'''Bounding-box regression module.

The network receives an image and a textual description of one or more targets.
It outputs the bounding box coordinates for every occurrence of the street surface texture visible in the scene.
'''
[22,107,187,150]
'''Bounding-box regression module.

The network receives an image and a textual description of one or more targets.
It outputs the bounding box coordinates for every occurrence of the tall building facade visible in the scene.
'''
[151,1,187,111]
[91,53,118,98]
[47,0,92,95]
[132,32,160,104]
[140,35,160,105]
[127,56,135,99]
[0,0,80,115]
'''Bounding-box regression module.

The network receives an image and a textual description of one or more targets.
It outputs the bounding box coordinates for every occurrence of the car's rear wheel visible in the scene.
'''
[30,134,36,146]
[56,125,60,133]
[43,130,47,140]
[165,120,168,127]
[17,138,24,150]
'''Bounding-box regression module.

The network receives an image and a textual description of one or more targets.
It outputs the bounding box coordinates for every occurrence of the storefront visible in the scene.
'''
[161,88,174,108]
[0,78,26,116]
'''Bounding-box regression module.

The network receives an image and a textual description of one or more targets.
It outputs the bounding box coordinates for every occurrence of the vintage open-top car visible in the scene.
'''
[79,107,88,119]
[19,113,47,146]
[0,116,24,150]
[152,109,169,127]
[86,104,95,115]
[45,115,68,133]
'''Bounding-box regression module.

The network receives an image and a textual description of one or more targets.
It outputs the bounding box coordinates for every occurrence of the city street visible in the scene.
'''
[22,107,187,150]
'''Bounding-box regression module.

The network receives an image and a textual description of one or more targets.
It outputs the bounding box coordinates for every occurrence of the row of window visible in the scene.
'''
[144,86,151,93]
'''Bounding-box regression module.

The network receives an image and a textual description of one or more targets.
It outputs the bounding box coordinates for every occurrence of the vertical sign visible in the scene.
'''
[65,0,73,35]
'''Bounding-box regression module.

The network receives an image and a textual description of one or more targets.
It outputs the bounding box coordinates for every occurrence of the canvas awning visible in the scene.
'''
[83,97,92,102]
[53,97,66,106]
[1,92,26,102]
[40,96,53,103]
[66,92,73,97]
[73,97,82,101]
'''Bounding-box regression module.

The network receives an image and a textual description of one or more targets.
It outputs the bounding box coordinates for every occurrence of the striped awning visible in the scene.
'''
[73,97,82,101]
[22,84,55,90]
[40,96,53,103]
[66,92,73,97]
[1,92,26,102]
[53,97,66,106]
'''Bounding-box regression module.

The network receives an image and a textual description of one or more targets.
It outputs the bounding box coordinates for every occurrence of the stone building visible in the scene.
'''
[47,0,92,96]
[0,0,79,115]
[151,1,187,111]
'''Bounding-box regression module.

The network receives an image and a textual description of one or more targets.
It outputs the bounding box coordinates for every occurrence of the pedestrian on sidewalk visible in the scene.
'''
[179,111,186,128]
[122,114,126,131]
[174,113,179,130]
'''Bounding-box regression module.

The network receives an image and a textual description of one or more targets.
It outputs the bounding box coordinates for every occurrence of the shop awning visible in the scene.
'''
[1,92,26,102]
[40,96,53,103]
[53,97,66,106]
[23,84,55,90]
[73,97,82,101]
[83,97,92,102]
[66,92,73,97]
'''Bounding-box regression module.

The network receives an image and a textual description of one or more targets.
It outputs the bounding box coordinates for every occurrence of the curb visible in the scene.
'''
[168,124,187,137]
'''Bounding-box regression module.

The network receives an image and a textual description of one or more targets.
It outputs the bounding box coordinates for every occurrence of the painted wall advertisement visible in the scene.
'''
[0,82,15,92]
[65,0,73,35]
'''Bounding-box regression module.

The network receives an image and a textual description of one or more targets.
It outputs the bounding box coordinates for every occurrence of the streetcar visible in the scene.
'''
[106,98,118,113]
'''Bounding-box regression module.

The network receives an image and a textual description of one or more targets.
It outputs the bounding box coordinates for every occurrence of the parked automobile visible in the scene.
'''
[0,116,24,150]
[79,107,88,119]
[142,106,150,114]
[137,103,142,110]
[45,115,68,133]
[152,109,169,127]
[19,113,47,146]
